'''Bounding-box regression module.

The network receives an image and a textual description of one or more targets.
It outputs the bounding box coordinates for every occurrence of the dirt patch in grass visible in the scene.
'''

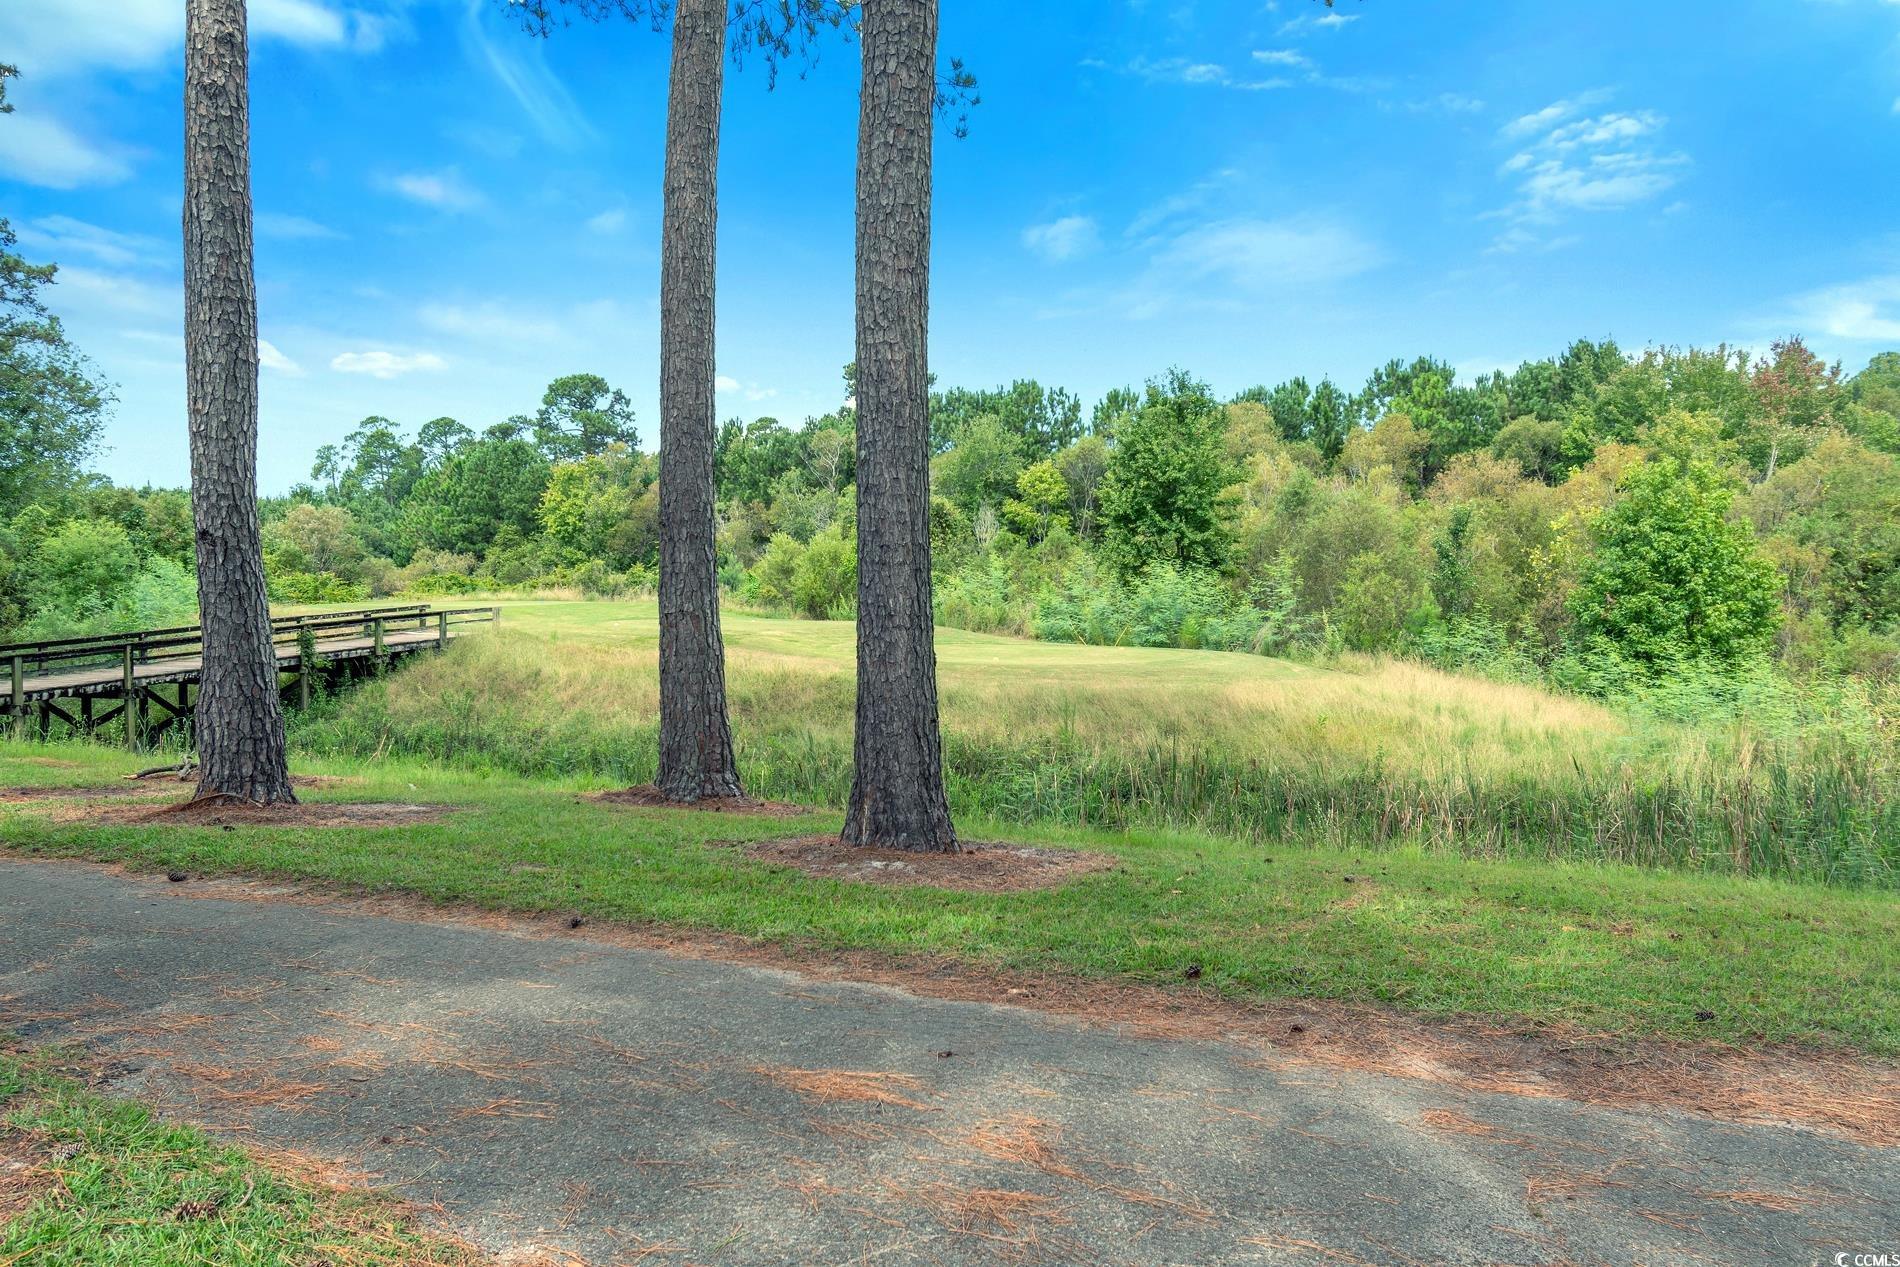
[52,795,448,830]
[13,857,1899,1149]
[739,835,1117,893]
[585,785,809,817]
[0,1124,57,1229]
[2,773,353,807]
[2,784,163,803]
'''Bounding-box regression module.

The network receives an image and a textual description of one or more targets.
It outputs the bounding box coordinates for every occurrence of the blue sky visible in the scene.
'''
[2,0,1898,492]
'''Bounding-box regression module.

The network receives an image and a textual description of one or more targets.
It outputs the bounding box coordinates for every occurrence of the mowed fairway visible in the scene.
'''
[0,599,1893,1057]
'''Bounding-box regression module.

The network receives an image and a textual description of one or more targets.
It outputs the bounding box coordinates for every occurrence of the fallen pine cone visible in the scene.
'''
[171,1197,223,1221]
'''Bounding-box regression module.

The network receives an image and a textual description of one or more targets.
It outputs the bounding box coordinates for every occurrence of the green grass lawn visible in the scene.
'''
[2,741,1893,1057]
[0,1043,477,1266]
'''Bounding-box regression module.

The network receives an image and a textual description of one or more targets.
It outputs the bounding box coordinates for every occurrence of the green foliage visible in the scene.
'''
[401,437,550,556]
[0,219,109,519]
[932,413,1025,515]
[790,524,856,619]
[1570,457,1781,668]
[1000,458,1069,540]
[747,533,805,610]
[930,377,1083,457]
[31,519,137,618]
[534,372,638,459]
[1097,372,1235,575]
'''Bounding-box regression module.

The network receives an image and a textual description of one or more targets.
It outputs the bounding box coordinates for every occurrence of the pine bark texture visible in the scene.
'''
[184,0,295,805]
[655,0,743,802]
[843,0,958,852]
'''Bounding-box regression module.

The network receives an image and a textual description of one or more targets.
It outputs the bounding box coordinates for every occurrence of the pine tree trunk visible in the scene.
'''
[655,0,742,802]
[184,0,295,805]
[843,0,958,852]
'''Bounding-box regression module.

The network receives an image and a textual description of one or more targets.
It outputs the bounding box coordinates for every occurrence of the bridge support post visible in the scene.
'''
[9,655,21,741]
[122,646,139,751]
[437,610,449,650]
[373,618,386,657]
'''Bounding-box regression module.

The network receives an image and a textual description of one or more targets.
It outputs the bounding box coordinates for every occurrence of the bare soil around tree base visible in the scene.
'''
[584,785,808,817]
[17,785,448,830]
[738,834,1119,893]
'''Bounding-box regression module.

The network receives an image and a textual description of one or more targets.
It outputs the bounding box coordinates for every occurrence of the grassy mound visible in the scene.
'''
[292,601,1896,887]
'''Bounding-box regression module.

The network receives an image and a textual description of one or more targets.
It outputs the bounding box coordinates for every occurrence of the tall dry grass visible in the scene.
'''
[293,621,1897,887]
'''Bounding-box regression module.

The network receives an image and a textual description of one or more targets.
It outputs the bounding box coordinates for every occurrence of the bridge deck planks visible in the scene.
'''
[14,628,451,702]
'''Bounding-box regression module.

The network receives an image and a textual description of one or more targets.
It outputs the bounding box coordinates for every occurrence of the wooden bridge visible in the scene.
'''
[0,605,499,749]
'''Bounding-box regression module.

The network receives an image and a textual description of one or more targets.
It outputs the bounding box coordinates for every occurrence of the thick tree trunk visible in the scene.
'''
[184,0,295,805]
[843,0,958,852]
[655,0,743,802]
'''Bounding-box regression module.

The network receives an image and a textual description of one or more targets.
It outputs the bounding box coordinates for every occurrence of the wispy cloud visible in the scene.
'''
[586,208,628,235]
[419,301,562,342]
[330,349,448,378]
[1278,8,1361,35]
[460,0,597,149]
[1022,215,1102,263]
[256,212,346,240]
[15,215,160,268]
[1153,216,1380,290]
[1087,55,1291,92]
[1408,92,1485,115]
[1775,274,1900,343]
[0,111,134,189]
[1489,92,1688,251]
[380,169,485,212]
[0,0,394,77]
[44,265,178,321]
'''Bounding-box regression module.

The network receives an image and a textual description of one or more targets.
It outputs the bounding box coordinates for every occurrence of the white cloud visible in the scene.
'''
[1022,215,1102,263]
[587,208,628,234]
[1408,92,1485,115]
[418,301,561,342]
[460,0,597,149]
[1154,217,1381,290]
[715,375,776,401]
[0,112,133,189]
[1251,49,1312,68]
[330,349,447,378]
[15,216,160,268]
[45,265,178,321]
[0,0,391,77]
[1278,9,1360,34]
[256,212,345,240]
[381,169,484,211]
[1109,56,1291,92]
[258,339,304,376]
[1490,94,1688,250]
[1778,274,1900,343]
[1116,215,1382,319]
[251,0,347,46]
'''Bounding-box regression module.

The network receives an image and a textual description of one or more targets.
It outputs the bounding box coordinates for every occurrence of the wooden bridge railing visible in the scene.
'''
[1,604,501,749]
